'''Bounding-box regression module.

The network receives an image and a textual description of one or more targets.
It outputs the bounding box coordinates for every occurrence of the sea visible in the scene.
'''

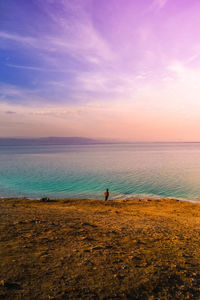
[0,143,200,202]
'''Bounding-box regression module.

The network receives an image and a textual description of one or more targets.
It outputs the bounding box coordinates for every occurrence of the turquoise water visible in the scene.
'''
[0,143,200,202]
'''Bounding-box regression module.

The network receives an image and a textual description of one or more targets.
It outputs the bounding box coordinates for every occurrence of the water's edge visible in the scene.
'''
[0,194,198,204]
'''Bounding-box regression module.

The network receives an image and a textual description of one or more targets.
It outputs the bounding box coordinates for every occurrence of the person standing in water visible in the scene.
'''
[104,188,109,201]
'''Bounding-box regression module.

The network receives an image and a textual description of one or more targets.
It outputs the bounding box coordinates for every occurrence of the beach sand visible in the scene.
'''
[1,197,200,299]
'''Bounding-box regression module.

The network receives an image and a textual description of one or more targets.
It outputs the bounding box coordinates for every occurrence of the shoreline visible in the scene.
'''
[1,195,199,204]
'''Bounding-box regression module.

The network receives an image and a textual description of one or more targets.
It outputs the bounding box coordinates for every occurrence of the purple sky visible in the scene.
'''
[1,0,200,140]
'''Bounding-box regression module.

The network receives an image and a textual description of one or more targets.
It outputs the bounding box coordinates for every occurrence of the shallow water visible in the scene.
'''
[0,143,200,201]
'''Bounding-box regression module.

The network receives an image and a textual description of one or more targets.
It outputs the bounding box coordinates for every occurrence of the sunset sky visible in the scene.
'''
[1,0,200,141]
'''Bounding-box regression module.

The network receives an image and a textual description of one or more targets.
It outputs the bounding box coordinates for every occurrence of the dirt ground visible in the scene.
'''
[1,197,200,299]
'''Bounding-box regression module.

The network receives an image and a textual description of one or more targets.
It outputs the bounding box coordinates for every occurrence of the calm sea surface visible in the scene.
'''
[0,143,200,202]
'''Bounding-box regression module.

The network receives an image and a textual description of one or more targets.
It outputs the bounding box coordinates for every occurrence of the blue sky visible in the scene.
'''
[1,0,200,140]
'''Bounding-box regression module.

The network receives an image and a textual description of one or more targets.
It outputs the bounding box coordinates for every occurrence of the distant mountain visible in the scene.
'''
[0,137,114,146]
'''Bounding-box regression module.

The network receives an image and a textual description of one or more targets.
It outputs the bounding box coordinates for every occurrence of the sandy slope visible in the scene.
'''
[1,197,200,299]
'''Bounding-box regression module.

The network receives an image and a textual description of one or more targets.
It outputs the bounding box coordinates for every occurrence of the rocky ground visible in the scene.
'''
[1,197,200,299]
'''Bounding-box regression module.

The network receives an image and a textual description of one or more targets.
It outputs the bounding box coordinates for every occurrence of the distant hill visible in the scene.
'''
[0,137,114,146]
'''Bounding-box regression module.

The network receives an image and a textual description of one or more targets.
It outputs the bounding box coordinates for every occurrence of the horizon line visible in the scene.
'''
[0,137,200,143]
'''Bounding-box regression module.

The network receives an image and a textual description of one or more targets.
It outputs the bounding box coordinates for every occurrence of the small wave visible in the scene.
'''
[110,192,200,203]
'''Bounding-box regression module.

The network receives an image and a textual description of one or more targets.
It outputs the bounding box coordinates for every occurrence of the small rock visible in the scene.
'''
[82,237,94,241]
[117,274,125,279]
[1,281,21,290]
[82,222,98,228]
[84,260,94,266]
[30,220,38,224]
[105,245,113,249]
[0,280,5,286]
[82,222,91,226]
[122,265,127,270]
[92,246,104,250]
[18,221,25,224]
[132,256,142,261]
[41,251,48,256]
[40,197,50,202]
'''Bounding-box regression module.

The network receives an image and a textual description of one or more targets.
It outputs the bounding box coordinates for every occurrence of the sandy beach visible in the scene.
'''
[1,197,200,299]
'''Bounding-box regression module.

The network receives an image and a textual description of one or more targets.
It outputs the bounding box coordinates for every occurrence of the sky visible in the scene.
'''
[1,0,200,141]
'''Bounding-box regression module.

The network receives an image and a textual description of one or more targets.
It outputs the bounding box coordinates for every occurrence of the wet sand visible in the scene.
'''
[1,197,200,299]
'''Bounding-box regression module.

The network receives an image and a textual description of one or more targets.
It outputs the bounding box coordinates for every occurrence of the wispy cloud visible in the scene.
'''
[0,2,114,66]
[6,63,50,72]
[146,0,168,13]
[0,0,116,108]
[186,52,200,64]
[168,61,200,90]
[5,111,16,114]
[151,0,168,9]
[0,31,37,47]
[0,83,46,105]
[6,63,70,73]
[37,0,114,63]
